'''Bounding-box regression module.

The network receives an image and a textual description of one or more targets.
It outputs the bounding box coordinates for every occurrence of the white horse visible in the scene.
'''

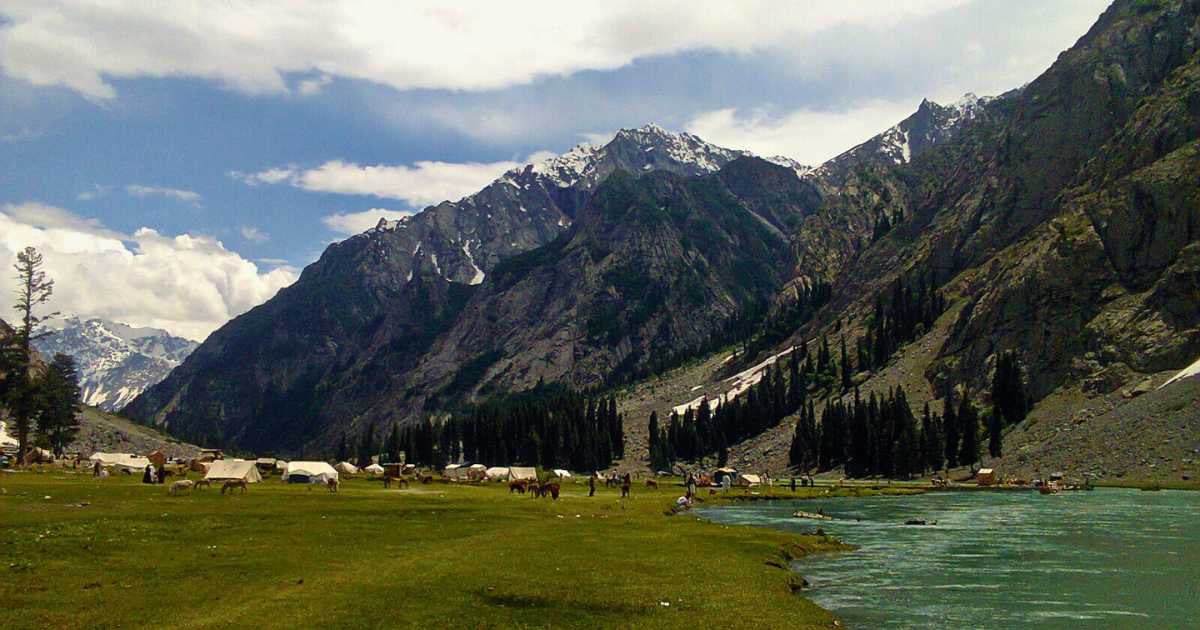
[168,479,195,496]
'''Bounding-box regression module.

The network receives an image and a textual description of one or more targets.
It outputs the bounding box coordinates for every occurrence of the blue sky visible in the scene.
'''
[0,0,1110,340]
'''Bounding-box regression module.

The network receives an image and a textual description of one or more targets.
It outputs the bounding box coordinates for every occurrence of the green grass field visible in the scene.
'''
[1,470,868,629]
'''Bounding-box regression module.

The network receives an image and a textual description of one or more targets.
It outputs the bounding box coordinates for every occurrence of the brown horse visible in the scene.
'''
[193,479,211,490]
[508,479,528,494]
[533,481,560,500]
[645,479,659,490]
[220,479,248,494]
[326,477,339,493]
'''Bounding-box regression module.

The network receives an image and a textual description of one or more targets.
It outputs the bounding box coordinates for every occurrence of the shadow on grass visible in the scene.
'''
[478,589,652,619]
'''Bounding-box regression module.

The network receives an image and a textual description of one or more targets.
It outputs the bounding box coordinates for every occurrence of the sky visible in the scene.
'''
[0,0,1111,341]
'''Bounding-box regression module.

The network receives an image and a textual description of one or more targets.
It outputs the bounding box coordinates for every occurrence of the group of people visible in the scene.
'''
[587,472,633,497]
[140,464,168,484]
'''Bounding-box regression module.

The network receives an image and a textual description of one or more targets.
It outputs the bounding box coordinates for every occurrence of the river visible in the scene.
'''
[699,488,1199,628]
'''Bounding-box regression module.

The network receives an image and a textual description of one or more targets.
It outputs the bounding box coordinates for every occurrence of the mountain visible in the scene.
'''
[128,0,1200,473]
[34,317,198,411]
[123,127,806,453]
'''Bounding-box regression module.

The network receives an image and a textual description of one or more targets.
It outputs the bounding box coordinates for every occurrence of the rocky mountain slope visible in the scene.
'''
[33,317,198,411]
[124,128,809,453]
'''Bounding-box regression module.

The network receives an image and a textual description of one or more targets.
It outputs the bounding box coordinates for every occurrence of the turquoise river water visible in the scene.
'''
[700,488,1199,628]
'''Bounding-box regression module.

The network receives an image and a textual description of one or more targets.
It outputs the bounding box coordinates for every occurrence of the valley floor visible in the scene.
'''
[1,471,871,629]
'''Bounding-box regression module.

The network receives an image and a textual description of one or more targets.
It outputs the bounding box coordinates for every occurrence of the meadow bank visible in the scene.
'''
[1,471,869,629]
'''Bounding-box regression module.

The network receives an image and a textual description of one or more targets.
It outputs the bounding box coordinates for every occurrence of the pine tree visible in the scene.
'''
[943,392,960,470]
[647,410,659,462]
[922,402,944,472]
[987,409,1003,459]
[991,351,1029,428]
[358,425,376,466]
[385,424,401,463]
[9,247,57,466]
[37,353,81,455]
[336,432,349,463]
[958,394,980,468]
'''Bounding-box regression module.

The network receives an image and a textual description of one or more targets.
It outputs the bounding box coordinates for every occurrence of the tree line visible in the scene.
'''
[788,355,1029,478]
[0,247,83,464]
[343,384,624,471]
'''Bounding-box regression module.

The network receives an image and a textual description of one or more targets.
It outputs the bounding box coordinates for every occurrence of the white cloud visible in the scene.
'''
[236,152,553,207]
[685,100,921,165]
[322,208,414,235]
[0,1,968,100]
[125,184,202,205]
[0,202,296,341]
[239,226,269,243]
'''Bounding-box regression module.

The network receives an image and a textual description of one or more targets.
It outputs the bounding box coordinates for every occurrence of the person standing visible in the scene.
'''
[142,465,153,484]
[588,472,596,497]
[790,476,797,492]
[621,473,631,498]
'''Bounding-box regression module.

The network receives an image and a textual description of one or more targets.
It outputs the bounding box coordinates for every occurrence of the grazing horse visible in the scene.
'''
[168,479,194,496]
[221,479,248,495]
[645,479,658,490]
[326,477,339,493]
[420,474,433,484]
[533,481,560,500]
[193,479,211,490]
[508,479,528,494]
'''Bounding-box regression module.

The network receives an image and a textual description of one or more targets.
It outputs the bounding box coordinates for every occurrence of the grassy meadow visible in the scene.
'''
[0,469,873,629]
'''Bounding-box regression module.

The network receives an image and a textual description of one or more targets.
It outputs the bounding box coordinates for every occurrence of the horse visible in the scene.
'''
[326,477,339,493]
[534,481,560,500]
[193,479,211,490]
[508,479,528,494]
[645,479,658,490]
[420,474,433,484]
[168,479,194,496]
[221,479,248,494]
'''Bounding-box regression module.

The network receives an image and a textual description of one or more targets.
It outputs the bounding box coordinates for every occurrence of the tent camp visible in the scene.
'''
[255,458,278,473]
[205,459,264,483]
[552,469,572,478]
[467,463,487,481]
[443,463,463,479]
[283,461,338,484]
[274,460,288,473]
[90,452,151,473]
[334,461,360,475]
[508,467,537,481]
[735,474,762,487]
[364,463,385,475]
[713,467,738,486]
[485,466,510,481]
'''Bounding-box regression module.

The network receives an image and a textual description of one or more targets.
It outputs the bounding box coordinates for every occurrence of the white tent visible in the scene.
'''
[90,452,151,473]
[364,463,385,475]
[334,461,360,474]
[508,466,537,481]
[205,459,264,483]
[735,473,762,487]
[274,460,288,473]
[485,466,510,480]
[283,461,339,484]
[552,469,572,478]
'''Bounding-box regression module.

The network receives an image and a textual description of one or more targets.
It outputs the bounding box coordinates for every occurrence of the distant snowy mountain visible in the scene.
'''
[35,317,198,411]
